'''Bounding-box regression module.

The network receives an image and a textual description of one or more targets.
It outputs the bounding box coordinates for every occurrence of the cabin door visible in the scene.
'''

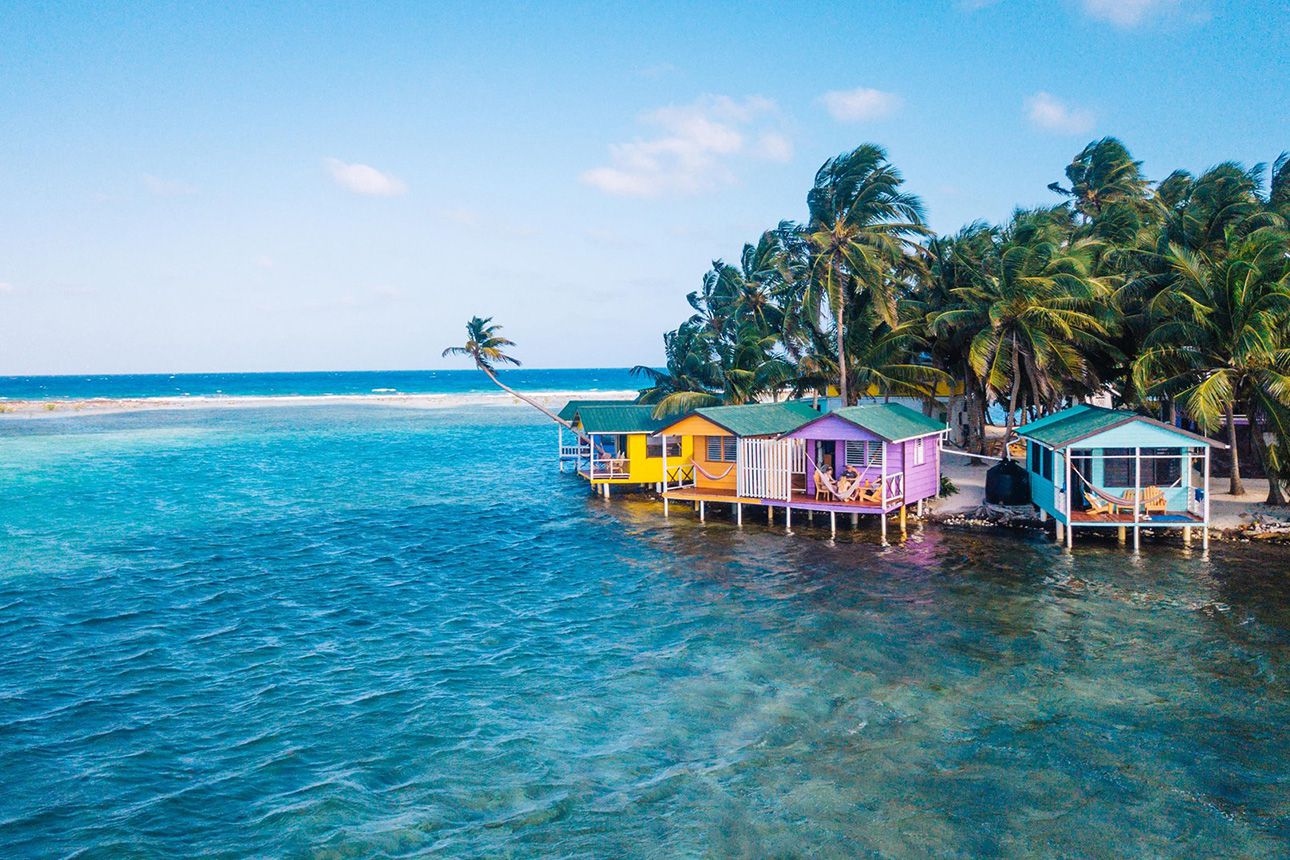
[1070,451,1092,510]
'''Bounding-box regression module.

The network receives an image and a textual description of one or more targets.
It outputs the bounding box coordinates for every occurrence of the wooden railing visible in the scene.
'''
[882,473,904,503]
[589,457,629,479]
[664,463,695,490]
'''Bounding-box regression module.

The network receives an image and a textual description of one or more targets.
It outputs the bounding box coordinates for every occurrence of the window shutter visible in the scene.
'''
[706,436,722,461]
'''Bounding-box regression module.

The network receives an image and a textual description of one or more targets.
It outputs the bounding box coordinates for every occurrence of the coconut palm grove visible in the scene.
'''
[620,138,1290,504]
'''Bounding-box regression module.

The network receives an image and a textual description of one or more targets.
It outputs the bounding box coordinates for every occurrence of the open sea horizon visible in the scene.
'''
[0,368,642,401]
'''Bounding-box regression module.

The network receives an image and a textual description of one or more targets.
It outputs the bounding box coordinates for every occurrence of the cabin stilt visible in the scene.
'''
[1066,523,1073,548]
[830,511,836,537]
[736,503,742,526]
[663,498,669,517]
[880,512,888,544]
[916,499,924,518]
[851,513,858,527]
[1055,521,1064,543]
[899,505,907,533]
[768,506,773,524]
[1117,526,1126,544]
[1133,526,1141,552]
[785,506,792,533]
[698,500,705,522]
[1183,526,1192,546]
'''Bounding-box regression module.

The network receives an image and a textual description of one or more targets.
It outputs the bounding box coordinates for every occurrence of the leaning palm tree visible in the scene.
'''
[443,316,585,436]
[804,144,928,405]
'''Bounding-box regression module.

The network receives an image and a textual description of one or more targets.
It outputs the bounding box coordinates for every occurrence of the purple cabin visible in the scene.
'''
[783,403,946,513]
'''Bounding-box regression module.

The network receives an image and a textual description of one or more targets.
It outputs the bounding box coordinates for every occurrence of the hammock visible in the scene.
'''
[1069,464,1140,511]
[690,460,734,481]
[805,452,877,503]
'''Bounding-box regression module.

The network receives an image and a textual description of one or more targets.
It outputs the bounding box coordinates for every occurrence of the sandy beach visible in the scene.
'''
[0,389,639,420]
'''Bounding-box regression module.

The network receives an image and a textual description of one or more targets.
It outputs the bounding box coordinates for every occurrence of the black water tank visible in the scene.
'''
[985,459,1031,505]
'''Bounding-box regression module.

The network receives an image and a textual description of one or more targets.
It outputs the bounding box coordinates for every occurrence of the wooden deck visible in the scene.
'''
[661,486,762,505]
[662,486,901,514]
[1069,510,1202,526]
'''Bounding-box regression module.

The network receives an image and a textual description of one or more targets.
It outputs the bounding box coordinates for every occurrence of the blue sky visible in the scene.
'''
[1,0,1286,374]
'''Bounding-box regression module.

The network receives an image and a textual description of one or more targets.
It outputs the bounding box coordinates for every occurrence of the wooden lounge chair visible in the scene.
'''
[1084,492,1114,517]
[1139,486,1167,515]
[857,481,883,506]
[814,469,830,500]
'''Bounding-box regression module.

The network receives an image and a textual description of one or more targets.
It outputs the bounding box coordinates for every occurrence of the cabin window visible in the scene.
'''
[1041,447,1053,481]
[1144,449,1182,485]
[913,437,926,466]
[845,440,883,467]
[646,434,681,459]
[1102,447,1181,486]
[706,436,737,462]
[1030,442,1041,473]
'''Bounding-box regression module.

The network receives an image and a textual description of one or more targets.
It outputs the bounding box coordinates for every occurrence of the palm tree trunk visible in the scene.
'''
[480,366,593,446]
[1225,402,1244,496]
[1003,335,1021,458]
[1247,407,1285,505]
[836,286,849,407]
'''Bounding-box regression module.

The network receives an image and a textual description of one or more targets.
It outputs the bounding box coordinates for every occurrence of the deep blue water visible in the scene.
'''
[1,405,1288,857]
[0,368,641,400]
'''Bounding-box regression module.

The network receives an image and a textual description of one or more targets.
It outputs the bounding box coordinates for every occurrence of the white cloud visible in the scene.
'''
[323,158,407,196]
[580,95,789,197]
[0,281,14,293]
[818,87,903,122]
[143,174,198,197]
[255,255,275,270]
[1026,91,1095,134]
[1081,0,1180,26]
[755,132,794,162]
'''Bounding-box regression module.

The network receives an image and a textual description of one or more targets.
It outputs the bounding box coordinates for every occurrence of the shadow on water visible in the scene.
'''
[1,406,1288,857]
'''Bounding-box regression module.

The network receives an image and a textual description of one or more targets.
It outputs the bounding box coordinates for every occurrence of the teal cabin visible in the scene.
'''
[1014,405,1226,550]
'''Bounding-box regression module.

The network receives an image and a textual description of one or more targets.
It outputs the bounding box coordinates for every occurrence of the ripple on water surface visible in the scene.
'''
[1,405,1289,857]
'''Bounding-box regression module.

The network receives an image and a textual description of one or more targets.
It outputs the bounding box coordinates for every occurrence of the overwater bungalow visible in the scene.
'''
[656,401,821,520]
[555,399,625,470]
[568,404,692,495]
[1014,405,1226,550]
[659,401,946,541]
[784,404,947,540]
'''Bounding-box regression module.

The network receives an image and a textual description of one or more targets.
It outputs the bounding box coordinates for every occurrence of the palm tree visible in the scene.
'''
[1133,227,1290,497]
[804,144,928,405]
[920,222,997,454]
[443,316,583,435]
[633,324,724,417]
[934,208,1119,447]
[1049,137,1149,222]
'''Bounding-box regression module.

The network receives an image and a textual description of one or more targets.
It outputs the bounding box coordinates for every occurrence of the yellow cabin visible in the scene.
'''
[571,405,693,489]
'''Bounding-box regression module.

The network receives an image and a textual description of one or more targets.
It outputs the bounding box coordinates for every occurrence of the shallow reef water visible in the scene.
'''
[1,405,1288,857]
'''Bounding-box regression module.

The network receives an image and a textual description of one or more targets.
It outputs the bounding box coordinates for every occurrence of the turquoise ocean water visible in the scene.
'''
[2,403,1289,857]
[0,369,640,400]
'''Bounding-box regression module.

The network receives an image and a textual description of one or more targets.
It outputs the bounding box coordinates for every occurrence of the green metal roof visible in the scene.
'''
[557,398,633,422]
[825,403,947,441]
[691,401,821,437]
[1015,405,1222,449]
[574,404,668,434]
